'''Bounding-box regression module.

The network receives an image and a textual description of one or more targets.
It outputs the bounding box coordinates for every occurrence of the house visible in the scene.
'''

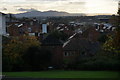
[0,12,6,35]
[56,24,74,37]
[7,18,42,37]
[7,24,19,36]
[41,34,63,68]
[94,23,116,33]
[82,27,100,42]
[20,18,41,36]
[63,32,100,64]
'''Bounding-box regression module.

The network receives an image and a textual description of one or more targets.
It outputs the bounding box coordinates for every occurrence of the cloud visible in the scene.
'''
[14,6,22,7]
[69,2,86,5]
[0,7,7,11]
[17,8,38,12]
[2,8,7,10]
[0,0,118,14]
[114,0,119,1]
[26,0,67,1]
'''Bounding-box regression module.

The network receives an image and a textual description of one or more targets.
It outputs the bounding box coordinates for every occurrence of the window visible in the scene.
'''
[28,27,32,32]
[64,52,69,56]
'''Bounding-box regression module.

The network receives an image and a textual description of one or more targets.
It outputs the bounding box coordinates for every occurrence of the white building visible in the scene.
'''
[0,12,6,35]
[42,24,47,33]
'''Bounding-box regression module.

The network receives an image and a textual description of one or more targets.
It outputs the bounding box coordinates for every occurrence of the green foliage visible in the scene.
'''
[109,15,119,26]
[98,34,108,43]
[2,35,53,71]
[2,35,41,71]
[103,36,115,52]
[23,46,52,71]
[50,30,69,41]
[2,55,12,72]
[63,50,120,71]
[103,29,120,54]
[104,14,120,54]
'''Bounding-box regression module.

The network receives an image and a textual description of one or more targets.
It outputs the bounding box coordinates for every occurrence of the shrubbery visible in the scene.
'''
[2,36,52,72]
[64,52,120,71]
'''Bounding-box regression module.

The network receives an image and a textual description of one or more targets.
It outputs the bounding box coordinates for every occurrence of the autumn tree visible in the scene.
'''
[2,35,40,71]
[104,3,120,54]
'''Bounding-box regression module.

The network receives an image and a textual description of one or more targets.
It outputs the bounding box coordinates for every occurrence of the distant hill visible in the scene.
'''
[14,10,86,18]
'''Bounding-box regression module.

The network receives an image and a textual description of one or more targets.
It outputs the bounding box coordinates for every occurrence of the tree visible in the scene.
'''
[3,37,23,71]
[23,47,52,71]
[98,34,108,43]
[103,6,120,55]
[50,30,69,41]
[109,15,119,26]
[2,35,40,71]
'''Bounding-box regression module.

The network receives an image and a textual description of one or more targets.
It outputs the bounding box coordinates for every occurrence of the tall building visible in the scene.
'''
[42,24,47,33]
[0,12,6,35]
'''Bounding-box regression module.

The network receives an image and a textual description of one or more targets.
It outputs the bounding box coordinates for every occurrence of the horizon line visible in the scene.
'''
[1,10,117,16]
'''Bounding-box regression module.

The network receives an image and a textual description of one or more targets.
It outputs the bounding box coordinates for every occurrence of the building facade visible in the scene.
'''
[0,12,6,35]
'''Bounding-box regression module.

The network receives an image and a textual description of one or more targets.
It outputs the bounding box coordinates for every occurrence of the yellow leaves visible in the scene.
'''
[19,35,40,50]
[103,34,120,54]
[3,35,41,63]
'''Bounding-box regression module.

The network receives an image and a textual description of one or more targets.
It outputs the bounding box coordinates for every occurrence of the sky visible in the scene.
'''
[0,0,119,15]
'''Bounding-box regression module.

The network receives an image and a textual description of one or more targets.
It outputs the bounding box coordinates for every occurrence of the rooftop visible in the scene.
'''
[0,12,6,15]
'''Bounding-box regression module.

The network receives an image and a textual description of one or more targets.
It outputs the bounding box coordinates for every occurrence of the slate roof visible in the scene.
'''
[42,34,63,46]
[63,33,100,55]
[63,38,90,51]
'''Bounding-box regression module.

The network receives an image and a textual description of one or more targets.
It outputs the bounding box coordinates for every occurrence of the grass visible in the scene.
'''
[3,71,119,78]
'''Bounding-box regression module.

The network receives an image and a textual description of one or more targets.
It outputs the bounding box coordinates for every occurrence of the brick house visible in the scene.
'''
[63,31,100,64]
[41,34,63,68]
[82,27,100,42]
[7,18,43,37]
[7,22,22,36]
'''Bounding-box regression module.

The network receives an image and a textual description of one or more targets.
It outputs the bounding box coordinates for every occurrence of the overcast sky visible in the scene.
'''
[0,0,119,15]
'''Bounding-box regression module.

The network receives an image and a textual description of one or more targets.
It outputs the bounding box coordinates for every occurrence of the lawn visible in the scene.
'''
[3,71,119,78]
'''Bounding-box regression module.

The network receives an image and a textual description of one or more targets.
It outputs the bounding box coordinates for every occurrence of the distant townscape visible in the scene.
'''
[0,2,120,72]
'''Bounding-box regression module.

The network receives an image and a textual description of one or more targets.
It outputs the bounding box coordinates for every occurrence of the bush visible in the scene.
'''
[63,53,120,71]
[23,46,52,71]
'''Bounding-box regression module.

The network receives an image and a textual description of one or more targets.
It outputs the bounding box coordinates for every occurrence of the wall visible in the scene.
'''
[42,24,47,33]
[0,13,2,35]
[0,13,6,35]
[2,15,6,35]
[0,13,2,79]
[42,45,63,68]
